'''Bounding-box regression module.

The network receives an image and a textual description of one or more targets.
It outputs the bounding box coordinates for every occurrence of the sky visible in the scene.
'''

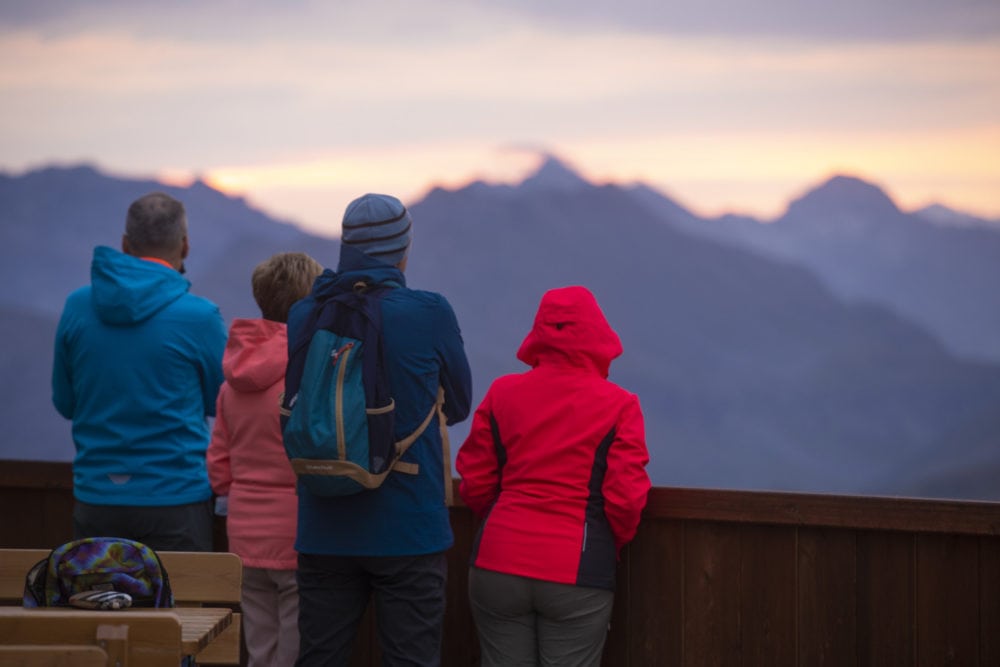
[2,0,999,236]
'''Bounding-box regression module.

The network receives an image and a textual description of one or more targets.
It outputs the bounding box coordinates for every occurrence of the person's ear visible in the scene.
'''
[181,235,190,260]
[121,234,132,255]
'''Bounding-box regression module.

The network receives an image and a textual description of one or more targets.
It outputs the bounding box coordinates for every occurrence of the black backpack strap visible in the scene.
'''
[281,280,395,423]
[22,557,48,607]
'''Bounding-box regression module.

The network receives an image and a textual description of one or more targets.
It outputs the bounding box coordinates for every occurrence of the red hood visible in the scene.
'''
[517,286,622,378]
[223,318,288,392]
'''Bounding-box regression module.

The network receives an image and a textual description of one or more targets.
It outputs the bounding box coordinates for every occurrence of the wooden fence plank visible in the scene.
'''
[683,521,741,667]
[0,463,74,550]
[0,488,73,549]
[981,537,1000,666]
[916,533,979,666]
[603,541,631,666]
[444,505,479,665]
[740,524,796,667]
[610,518,683,666]
[857,530,914,666]
[646,487,1000,536]
[797,527,857,666]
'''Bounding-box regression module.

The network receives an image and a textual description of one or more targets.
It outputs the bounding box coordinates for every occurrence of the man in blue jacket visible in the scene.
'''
[52,191,227,551]
[291,193,473,667]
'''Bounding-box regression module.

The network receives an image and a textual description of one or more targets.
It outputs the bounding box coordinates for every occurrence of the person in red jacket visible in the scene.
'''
[456,285,651,667]
[207,251,323,667]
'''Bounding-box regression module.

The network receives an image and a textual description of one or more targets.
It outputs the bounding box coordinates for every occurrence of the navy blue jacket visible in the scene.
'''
[291,246,473,556]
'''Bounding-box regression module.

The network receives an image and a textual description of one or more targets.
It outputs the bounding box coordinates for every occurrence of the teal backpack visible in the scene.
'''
[280,280,445,497]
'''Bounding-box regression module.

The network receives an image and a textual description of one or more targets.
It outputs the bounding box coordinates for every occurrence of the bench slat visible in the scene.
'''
[0,644,109,667]
[0,609,182,667]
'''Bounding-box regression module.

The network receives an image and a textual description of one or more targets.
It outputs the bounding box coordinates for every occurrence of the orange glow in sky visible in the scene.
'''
[2,3,998,235]
[195,123,1000,237]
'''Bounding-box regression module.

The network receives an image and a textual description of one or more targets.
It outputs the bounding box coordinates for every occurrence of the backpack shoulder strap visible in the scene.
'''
[438,391,454,507]
[390,387,452,505]
[22,557,49,607]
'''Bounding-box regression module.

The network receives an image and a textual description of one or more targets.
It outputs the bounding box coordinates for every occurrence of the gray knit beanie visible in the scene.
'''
[340,193,412,266]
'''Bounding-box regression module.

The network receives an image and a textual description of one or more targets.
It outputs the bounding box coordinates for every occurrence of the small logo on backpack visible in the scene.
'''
[331,342,353,365]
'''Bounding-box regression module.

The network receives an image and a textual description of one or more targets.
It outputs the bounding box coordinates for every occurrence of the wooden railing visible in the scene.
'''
[2,460,998,666]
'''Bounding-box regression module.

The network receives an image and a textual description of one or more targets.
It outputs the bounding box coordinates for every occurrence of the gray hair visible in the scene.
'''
[124,192,187,255]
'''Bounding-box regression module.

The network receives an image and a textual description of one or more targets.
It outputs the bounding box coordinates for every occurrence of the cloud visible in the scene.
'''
[3,27,996,158]
[469,0,1000,41]
[3,0,999,41]
[1,0,998,227]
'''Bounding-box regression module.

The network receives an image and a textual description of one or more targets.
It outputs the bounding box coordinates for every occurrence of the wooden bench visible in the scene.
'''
[160,551,243,666]
[0,548,243,665]
[0,607,183,666]
[0,643,109,666]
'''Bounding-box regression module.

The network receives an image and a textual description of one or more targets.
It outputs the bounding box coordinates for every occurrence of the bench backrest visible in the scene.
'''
[0,549,242,603]
[0,548,243,665]
[0,548,41,605]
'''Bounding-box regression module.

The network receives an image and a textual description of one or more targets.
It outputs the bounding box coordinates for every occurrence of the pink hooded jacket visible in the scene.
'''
[208,318,298,570]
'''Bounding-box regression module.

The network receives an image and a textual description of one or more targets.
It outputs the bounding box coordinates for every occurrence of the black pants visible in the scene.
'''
[295,551,447,667]
[72,499,214,552]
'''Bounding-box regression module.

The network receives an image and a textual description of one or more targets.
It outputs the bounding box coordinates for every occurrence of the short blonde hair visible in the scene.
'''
[252,252,324,323]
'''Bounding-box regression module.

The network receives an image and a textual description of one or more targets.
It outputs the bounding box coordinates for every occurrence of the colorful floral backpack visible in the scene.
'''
[23,537,174,608]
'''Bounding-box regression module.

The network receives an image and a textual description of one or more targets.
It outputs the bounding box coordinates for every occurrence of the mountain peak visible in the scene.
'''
[779,174,902,228]
[796,175,900,215]
[518,155,591,192]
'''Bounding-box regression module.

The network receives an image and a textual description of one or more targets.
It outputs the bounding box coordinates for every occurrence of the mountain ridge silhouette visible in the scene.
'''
[2,160,998,499]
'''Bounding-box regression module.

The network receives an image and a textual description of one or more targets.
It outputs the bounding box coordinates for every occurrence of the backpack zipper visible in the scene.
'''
[332,342,354,461]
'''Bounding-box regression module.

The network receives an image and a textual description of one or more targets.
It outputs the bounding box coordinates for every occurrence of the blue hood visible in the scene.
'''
[90,246,190,325]
[311,244,406,298]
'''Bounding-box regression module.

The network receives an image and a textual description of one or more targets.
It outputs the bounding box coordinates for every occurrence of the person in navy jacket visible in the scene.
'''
[457,285,651,667]
[291,193,473,667]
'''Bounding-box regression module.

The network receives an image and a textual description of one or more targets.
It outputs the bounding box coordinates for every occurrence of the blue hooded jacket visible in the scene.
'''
[52,246,227,506]
[291,246,473,556]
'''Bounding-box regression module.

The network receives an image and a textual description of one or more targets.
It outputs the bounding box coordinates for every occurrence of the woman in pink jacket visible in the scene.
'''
[456,285,651,667]
[208,252,322,667]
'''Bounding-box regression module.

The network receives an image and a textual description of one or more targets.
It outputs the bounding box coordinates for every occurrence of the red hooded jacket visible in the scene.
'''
[456,286,650,590]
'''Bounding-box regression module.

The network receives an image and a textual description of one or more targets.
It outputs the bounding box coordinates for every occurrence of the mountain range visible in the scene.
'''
[633,174,1000,362]
[2,160,998,500]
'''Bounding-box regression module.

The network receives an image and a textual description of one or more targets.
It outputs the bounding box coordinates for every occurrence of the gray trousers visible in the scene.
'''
[468,567,615,667]
[242,567,300,667]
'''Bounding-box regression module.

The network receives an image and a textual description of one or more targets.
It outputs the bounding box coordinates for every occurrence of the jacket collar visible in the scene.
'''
[312,244,406,298]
